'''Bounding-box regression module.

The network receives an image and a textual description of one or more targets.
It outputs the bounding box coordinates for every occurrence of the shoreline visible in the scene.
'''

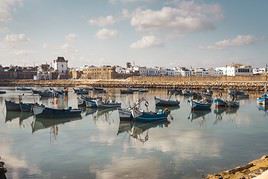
[207,155,268,179]
[0,77,267,91]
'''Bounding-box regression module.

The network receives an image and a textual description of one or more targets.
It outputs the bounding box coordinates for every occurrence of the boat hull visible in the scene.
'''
[134,112,168,123]
[118,108,132,120]
[190,100,212,111]
[155,97,180,107]
[33,106,82,119]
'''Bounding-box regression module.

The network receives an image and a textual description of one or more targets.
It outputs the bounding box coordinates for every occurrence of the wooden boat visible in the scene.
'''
[95,99,121,109]
[118,108,132,120]
[257,93,268,105]
[93,87,106,93]
[154,97,180,107]
[168,88,182,95]
[228,90,249,99]
[16,87,32,91]
[73,88,89,95]
[120,88,134,94]
[214,98,239,108]
[0,90,6,94]
[33,105,82,118]
[131,108,169,123]
[138,89,149,93]
[189,99,212,111]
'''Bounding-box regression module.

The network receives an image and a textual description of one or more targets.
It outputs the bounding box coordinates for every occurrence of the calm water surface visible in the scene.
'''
[0,88,268,179]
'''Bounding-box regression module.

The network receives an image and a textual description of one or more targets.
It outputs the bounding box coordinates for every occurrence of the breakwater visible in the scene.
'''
[0,76,267,91]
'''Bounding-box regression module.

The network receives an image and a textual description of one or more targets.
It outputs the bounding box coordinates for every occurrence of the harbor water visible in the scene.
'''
[0,88,268,179]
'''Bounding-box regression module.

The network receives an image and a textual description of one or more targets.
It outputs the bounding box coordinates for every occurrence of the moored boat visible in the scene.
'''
[0,90,6,94]
[228,90,249,99]
[118,108,132,120]
[189,99,212,111]
[16,87,32,91]
[131,108,170,123]
[257,93,268,105]
[154,97,180,107]
[120,88,134,94]
[214,98,227,107]
[5,100,34,112]
[33,105,82,118]
[95,99,121,109]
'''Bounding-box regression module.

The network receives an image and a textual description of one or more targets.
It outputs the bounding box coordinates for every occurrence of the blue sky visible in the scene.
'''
[0,0,267,67]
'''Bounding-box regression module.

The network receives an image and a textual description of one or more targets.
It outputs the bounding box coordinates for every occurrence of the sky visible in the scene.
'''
[0,0,267,68]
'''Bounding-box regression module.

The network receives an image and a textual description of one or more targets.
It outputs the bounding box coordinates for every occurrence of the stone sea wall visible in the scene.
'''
[0,76,267,91]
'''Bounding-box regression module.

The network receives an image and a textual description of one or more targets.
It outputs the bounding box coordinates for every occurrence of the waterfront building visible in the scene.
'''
[174,67,192,76]
[253,68,267,75]
[226,64,253,76]
[53,57,68,79]
[34,63,54,80]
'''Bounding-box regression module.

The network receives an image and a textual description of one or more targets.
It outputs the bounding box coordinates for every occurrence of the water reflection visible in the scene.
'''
[5,111,32,125]
[31,117,81,134]
[117,120,170,143]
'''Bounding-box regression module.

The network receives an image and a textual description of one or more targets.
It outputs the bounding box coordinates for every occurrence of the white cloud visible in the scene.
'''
[109,0,153,4]
[130,35,163,49]
[0,0,23,23]
[89,16,116,27]
[130,1,223,34]
[14,49,34,56]
[96,28,118,40]
[4,33,30,44]
[206,35,257,50]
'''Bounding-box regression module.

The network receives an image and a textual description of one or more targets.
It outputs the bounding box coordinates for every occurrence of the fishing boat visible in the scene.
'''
[138,88,149,93]
[5,100,35,112]
[214,98,239,108]
[120,88,134,94]
[131,108,170,123]
[95,99,121,109]
[0,90,6,94]
[73,88,89,95]
[214,98,227,107]
[182,89,194,97]
[228,90,249,99]
[257,93,268,105]
[154,97,180,107]
[118,108,132,120]
[93,87,106,93]
[33,105,82,118]
[189,99,212,111]
[168,88,182,95]
[16,87,32,91]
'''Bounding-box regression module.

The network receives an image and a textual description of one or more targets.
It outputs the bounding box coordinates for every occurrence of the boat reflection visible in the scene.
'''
[117,120,170,143]
[31,117,81,133]
[257,105,268,113]
[188,110,211,122]
[5,111,32,124]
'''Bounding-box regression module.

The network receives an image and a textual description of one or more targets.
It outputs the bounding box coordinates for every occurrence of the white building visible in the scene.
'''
[53,57,68,75]
[174,67,192,76]
[216,64,253,76]
[253,68,266,75]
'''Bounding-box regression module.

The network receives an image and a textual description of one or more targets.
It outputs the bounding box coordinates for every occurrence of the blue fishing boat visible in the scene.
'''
[214,98,227,107]
[33,105,82,118]
[228,90,249,99]
[131,108,169,123]
[95,99,121,109]
[189,99,212,111]
[257,93,268,105]
[118,108,132,120]
[154,97,180,107]
[138,88,149,93]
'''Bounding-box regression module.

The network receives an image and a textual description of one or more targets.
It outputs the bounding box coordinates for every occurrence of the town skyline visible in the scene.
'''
[0,0,267,67]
